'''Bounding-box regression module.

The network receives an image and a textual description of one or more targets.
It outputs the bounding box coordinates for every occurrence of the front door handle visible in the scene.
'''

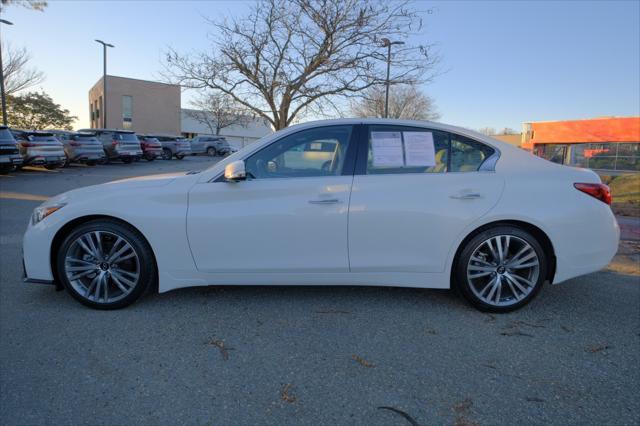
[450,192,482,200]
[309,198,340,204]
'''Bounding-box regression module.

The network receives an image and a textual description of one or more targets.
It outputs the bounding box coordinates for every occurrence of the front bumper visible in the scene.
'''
[0,154,22,166]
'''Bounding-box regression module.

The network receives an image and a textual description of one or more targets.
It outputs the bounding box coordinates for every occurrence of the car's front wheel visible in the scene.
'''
[454,226,547,313]
[57,220,156,309]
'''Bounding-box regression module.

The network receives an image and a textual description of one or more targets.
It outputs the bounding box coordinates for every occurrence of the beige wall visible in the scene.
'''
[492,133,522,147]
[88,76,181,135]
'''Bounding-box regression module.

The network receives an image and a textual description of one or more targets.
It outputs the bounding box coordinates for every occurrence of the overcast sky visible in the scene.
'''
[2,0,639,131]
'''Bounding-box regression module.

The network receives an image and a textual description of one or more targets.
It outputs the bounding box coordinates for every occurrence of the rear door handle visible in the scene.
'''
[450,192,482,200]
[309,198,340,204]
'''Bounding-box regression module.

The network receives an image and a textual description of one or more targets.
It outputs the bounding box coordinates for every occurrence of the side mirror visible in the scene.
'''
[224,160,247,182]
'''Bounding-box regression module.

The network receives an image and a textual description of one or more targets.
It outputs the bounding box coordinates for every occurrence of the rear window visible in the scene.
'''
[72,135,98,141]
[30,136,58,142]
[116,132,138,142]
[0,128,15,140]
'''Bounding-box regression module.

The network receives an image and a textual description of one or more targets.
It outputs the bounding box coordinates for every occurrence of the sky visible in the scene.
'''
[1,0,639,131]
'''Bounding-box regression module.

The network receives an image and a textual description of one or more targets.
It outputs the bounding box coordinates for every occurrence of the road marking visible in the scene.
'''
[0,191,49,201]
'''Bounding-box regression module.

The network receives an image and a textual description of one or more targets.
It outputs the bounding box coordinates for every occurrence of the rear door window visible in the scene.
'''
[449,134,496,172]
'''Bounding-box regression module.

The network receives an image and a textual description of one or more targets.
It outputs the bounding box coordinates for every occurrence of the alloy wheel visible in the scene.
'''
[466,235,540,307]
[64,231,141,304]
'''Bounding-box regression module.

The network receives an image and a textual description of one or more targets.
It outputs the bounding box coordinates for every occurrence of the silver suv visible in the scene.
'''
[48,130,106,166]
[78,129,142,163]
[189,135,237,156]
[146,134,192,160]
[12,130,67,170]
[0,126,23,173]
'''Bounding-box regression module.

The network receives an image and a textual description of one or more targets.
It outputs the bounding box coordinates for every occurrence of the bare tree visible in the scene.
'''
[1,42,45,95]
[478,127,497,136]
[351,83,439,120]
[499,127,518,135]
[164,0,439,130]
[0,0,47,11]
[185,92,253,135]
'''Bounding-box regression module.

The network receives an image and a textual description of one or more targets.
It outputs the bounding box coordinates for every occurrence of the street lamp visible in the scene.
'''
[0,19,14,126]
[380,38,404,119]
[95,39,114,128]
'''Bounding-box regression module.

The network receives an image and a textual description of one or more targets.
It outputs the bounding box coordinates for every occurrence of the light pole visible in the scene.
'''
[95,39,114,128]
[0,19,14,126]
[380,38,404,119]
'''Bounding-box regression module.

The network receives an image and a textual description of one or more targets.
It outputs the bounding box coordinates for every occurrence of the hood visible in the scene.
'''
[43,172,189,206]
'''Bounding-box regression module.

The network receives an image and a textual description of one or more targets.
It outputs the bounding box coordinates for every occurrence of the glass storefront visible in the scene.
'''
[534,142,639,172]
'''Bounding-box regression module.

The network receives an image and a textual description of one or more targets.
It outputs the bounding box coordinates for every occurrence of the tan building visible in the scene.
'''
[88,76,181,135]
[491,133,522,147]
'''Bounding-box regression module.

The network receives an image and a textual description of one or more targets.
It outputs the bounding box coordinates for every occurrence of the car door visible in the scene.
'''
[348,125,505,273]
[187,125,358,273]
[191,137,204,153]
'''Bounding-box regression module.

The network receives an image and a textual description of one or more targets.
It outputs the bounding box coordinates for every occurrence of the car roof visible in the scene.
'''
[78,128,135,134]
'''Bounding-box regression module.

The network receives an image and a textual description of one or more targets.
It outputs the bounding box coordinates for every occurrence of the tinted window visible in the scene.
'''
[116,132,138,142]
[450,134,495,172]
[245,125,352,179]
[365,125,449,174]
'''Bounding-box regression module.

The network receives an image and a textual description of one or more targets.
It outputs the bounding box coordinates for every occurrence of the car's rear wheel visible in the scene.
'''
[121,157,133,164]
[162,148,172,160]
[44,164,61,170]
[206,147,217,157]
[57,220,156,309]
[175,154,185,160]
[454,226,547,312]
[144,154,155,161]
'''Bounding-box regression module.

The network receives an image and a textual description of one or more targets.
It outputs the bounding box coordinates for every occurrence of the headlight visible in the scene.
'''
[32,204,66,225]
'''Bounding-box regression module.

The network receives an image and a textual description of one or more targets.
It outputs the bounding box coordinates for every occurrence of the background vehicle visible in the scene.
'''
[23,119,619,311]
[47,130,105,166]
[146,134,192,160]
[78,129,142,163]
[137,135,163,161]
[189,135,236,156]
[0,126,23,173]
[11,130,66,170]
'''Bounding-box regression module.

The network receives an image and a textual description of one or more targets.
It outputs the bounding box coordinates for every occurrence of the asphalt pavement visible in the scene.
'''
[1,158,638,426]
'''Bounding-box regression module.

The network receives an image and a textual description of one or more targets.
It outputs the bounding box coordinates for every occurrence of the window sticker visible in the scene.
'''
[403,132,436,167]
[371,132,404,167]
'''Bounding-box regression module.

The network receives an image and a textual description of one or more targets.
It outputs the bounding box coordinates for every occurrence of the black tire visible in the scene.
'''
[144,154,155,162]
[162,148,172,160]
[121,157,133,164]
[206,147,217,157]
[453,225,547,313]
[56,219,156,310]
[0,165,16,174]
[175,154,185,160]
[44,164,61,170]
[87,160,97,166]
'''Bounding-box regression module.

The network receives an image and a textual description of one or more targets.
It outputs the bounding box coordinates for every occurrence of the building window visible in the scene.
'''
[536,142,640,172]
[122,95,133,130]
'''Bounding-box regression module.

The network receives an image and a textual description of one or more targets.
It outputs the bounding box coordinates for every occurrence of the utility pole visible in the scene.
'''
[380,38,404,119]
[95,40,114,128]
[0,19,14,126]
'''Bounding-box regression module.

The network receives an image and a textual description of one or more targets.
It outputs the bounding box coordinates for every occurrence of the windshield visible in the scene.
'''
[117,132,138,142]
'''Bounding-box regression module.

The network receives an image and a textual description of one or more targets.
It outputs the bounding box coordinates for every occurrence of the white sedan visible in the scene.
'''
[23,119,620,312]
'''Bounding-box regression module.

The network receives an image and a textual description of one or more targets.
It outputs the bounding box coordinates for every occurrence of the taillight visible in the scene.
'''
[21,142,35,147]
[574,183,612,205]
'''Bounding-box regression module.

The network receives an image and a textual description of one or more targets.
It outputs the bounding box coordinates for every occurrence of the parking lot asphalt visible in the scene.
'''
[1,158,639,426]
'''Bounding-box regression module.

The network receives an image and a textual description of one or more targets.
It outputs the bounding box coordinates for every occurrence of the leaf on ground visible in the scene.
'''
[585,344,612,353]
[425,327,438,335]
[352,355,375,368]
[452,398,478,426]
[208,338,234,360]
[280,383,296,403]
[526,397,545,403]
[377,406,420,426]
[500,329,534,338]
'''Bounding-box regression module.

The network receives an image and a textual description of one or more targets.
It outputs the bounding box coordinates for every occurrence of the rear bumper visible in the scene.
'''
[24,155,66,166]
[0,154,22,166]
[68,149,105,162]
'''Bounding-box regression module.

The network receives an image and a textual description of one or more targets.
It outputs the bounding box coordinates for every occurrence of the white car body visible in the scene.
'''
[23,119,619,296]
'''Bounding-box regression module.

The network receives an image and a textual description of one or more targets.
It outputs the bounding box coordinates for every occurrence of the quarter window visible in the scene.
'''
[450,134,496,172]
[245,125,353,179]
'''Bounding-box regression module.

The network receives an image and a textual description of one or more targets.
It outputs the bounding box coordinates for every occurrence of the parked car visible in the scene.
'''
[0,125,23,173]
[146,134,192,160]
[137,135,162,161]
[77,129,142,163]
[47,130,106,166]
[189,135,237,156]
[23,119,620,311]
[12,130,66,170]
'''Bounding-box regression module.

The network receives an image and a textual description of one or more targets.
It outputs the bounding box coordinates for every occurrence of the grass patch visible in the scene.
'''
[601,174,640,216]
